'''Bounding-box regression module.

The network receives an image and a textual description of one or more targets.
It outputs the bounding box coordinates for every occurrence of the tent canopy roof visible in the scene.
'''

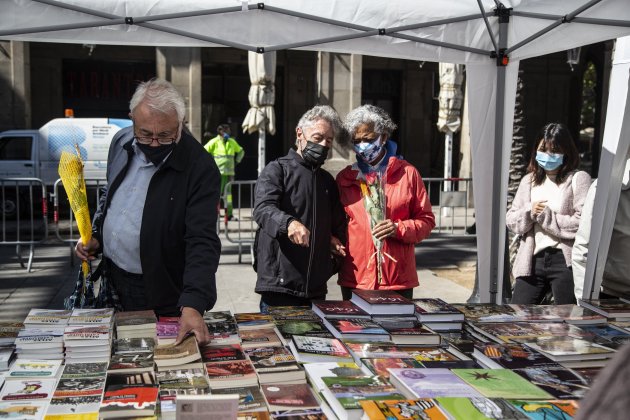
[2,0,630,64]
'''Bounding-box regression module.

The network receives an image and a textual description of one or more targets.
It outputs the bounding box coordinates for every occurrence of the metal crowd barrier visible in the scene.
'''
[51,178,106,266]
[0,178,48,272]
[423,177,473,234]
[219,180,257,263]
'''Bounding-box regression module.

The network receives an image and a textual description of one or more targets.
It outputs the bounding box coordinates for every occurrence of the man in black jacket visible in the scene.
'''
[253,105,347,311]
[75,78,221,344]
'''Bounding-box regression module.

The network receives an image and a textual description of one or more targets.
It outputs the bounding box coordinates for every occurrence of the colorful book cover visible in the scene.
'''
[509,304,605,324]
[60,362,109,377]
[203,311,236,324]
[0,378,57,401]
[291,335,351,358]
[63,325,110,342]
[452,304,518,322]
[321,376,405,409]
[578,324,630,348]
[513,366,590,399]
[374,317,440,342]
[388,368,482,399]
[507,399,579,419]
[413,298,465,319]
[239,328,281,347]
[352,289,413,305]
[153,335,201,367]
[312,300,370,318]
[261,383,320,410]
[212,386,267,412]
[0,401,49,419]
[360,399,448,420]
[474,342,557,369]
[472,322,593,343]
[45,394,103,417]
[68,308,114,324]
[156,368,210,399]
[205,360,257,381]
[326,318,388,337]
[53,376,107,398]
[201,344,246,363]
[99,384,159,417]
[579,298,630,316]
[267,306,318,320]
[436,397,528,420]
[523,336,615,359]
[107,353,154,372]
[244,346,300,373]
[0,322,24,345]
[234,313,274,328]
[7,359,62,379]
[303,362,365,391]
[156,321,179,339]
[345,342,461,361]
[452,369,552,399]
[273,319,332,340]
[362,358,423,379]
[114,337,155,354]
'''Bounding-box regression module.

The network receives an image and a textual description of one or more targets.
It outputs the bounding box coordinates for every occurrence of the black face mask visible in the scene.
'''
[301,141,329,167]
[137,143,176,166]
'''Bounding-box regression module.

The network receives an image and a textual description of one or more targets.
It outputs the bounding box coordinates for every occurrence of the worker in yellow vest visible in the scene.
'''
[204,124,244,220]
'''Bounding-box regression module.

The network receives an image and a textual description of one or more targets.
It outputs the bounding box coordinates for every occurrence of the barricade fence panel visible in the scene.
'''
[420,177,474,234]
[219,180,257,263]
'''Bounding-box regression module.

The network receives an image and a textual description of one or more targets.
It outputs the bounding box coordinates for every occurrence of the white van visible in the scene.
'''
[0,118,131,216]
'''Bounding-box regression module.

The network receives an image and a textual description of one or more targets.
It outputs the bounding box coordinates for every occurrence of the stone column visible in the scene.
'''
[0,41,31,130]
[156,47,202,141]
[317,52,362,175]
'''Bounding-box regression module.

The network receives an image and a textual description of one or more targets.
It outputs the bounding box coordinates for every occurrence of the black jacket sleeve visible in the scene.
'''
[253,161,293,238]
[177,153,222,314]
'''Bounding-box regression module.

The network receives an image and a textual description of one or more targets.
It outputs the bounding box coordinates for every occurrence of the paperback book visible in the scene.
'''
[373,317,441,345]
[154,335,202,368]
[303,362,366,392]
[7,359,62,379]
[273,319,333,343]
[239,327,283,349]
[360,399,449,420]
[107,353,155,374]
[201,343,247,363]
[267,306,319,320]
[578,298,630,319]
[322,318,389,342]
[156,368,211,400]
[0,322,24,346]
[289,335,353,363]
[451,368,553,400]
[452,304,518,323]
[99,382,159,419]
[508,399,579,419]
[211,385,268,413]
[260,383,320,411]
[114,337,155,354]
[23,309,72,328]
[0,378,57,401]
[508,304,605,325]
[361,358,423,379]
[413,298,465,322]
[205,359,258,389]
[0,401,49,419]
[522,336,615,362]
[387,368,482,399]
[244,345,305,384]
[435,397,529,420]
[235,313,275,330]
[68,308,115,325]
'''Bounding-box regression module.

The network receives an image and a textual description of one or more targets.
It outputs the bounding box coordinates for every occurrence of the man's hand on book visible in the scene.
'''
[177,307,210,345]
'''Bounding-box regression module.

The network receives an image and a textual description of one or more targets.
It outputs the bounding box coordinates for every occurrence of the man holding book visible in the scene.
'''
[74,78,221,345]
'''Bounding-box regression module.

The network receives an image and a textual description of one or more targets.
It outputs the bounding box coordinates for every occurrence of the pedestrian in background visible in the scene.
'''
[336,105,435,300]
[507,123,591,304]
[253,105,347,312]
[205,123,245,221]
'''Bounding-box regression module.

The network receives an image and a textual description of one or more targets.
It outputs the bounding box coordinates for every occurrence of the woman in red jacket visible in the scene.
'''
[336,105,435,300]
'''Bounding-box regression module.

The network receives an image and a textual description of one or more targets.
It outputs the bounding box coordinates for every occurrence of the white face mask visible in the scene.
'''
[353,135,384,163]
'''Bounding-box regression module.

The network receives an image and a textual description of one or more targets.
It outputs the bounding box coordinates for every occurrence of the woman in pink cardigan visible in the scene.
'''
[506,123,591,304]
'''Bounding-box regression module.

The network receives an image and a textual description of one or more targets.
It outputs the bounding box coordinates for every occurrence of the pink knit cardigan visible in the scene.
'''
[506,171,592,279]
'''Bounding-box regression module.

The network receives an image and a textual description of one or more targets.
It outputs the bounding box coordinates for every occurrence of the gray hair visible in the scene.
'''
[129,78,186,122]
[344,104,398,137]
[296,105,342,139]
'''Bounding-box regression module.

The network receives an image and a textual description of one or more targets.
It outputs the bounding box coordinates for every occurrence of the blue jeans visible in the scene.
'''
[511,248,575,305]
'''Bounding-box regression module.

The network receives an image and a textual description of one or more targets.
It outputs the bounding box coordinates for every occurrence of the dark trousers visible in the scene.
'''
[105,258,149,311]
[340,286,414,301]
[511,248,576,305]
[259,292,325,314]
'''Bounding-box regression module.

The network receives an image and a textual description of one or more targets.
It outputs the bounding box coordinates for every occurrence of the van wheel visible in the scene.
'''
[1,191,19,219]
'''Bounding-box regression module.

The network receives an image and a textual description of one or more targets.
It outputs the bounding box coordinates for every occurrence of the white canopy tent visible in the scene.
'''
[2,0,630,302]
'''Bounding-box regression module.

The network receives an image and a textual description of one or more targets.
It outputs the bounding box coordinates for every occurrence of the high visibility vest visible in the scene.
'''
[204,135,244,175]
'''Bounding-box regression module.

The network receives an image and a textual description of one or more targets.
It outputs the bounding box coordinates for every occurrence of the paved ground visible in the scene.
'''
[0,233,477,323]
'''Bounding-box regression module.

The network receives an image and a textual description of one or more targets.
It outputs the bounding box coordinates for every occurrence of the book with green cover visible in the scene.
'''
[321,376,405,409]
[452,369,552,400]
[436,397,528,420]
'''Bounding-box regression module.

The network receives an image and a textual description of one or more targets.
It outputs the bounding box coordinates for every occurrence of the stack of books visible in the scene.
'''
[244,345,305,384]
[579,298,630,321]
[203,311,241,345]
[14,328,64,361]
[114,310,157,340]
[156,316,180,345]
[99,371,159,418]
[412,298,465,331]
[202,343,258,389]
[351,290,416,316]
[63,325,112,363]
[47,362,109,418]
[154,335,202,371]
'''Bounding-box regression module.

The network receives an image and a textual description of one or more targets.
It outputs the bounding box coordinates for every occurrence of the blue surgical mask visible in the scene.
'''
[536,151,564,171]
[354,135,384,163]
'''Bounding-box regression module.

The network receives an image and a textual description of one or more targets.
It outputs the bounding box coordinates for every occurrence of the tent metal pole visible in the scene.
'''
[137,23,257,51]
[489,8,510,304]
[476,0,499,54]
[389,33,489,56]
[264,31,380,52]
[263,5,372,31]
[507,0,603,54]
[0,20,126,37]
[386,14,484,32]
[512,11,630,27]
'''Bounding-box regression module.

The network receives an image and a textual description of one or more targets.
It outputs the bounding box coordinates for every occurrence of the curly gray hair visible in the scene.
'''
[344,105,397,138]
[296,105,342,139]
[130,78,186,122]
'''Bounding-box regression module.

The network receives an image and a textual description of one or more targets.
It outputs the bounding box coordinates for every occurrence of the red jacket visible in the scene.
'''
[336,157,435,290]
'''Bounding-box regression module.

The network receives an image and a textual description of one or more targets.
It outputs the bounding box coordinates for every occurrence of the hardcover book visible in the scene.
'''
[312,300,370,319]
[260,383,320,411]
[154,335,201,368]
[323,318,389,342]
[435,397,529,420]
[374,317,441,345]
[451,369,553,400]
[387,368,482,399]
[289,335,352,363]
[413,298,465,322]
[360,399,449,420]
[351,290,416,315]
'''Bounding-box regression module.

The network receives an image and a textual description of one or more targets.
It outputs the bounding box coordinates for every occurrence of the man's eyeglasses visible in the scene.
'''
[134,136,177,145]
